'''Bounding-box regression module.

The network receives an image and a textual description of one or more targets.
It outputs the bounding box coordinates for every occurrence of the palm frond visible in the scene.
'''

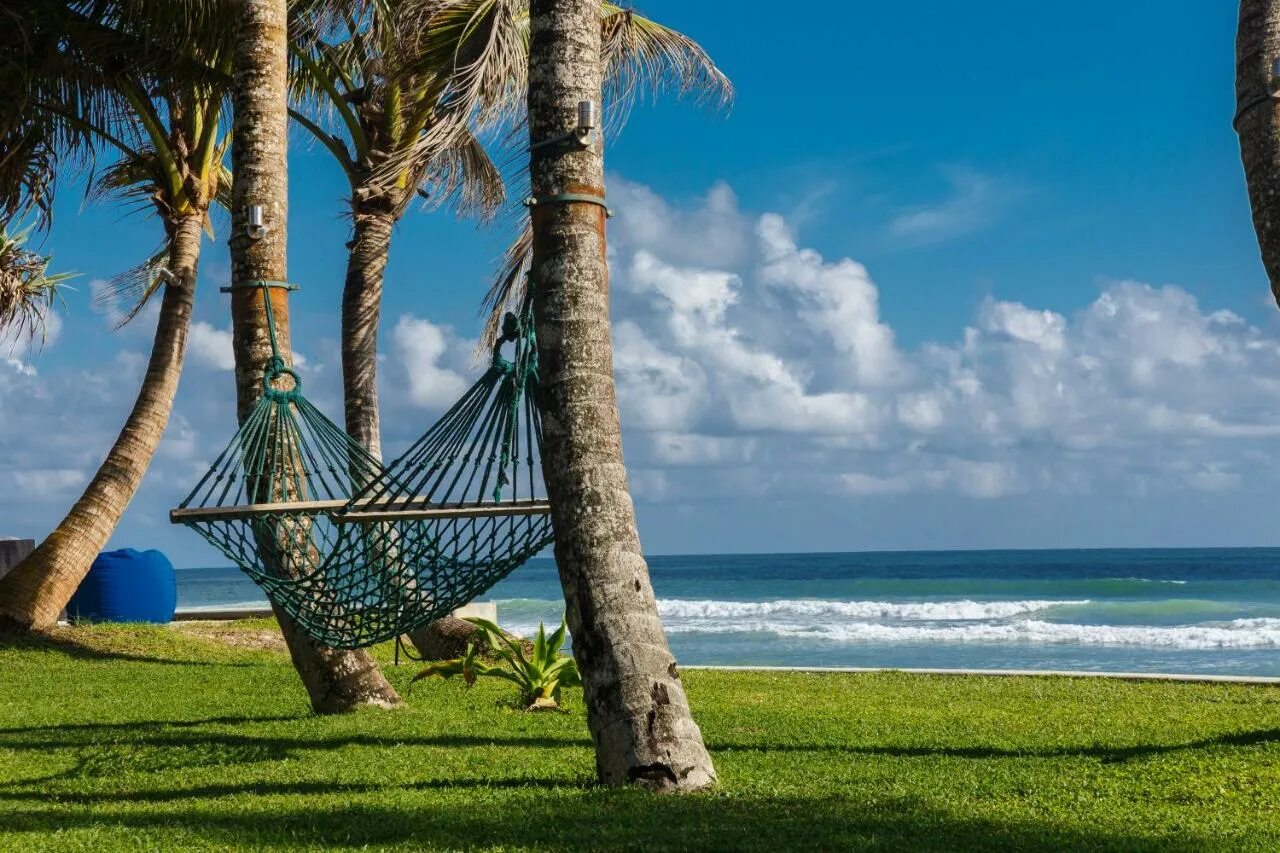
[599,5,732,129]
[480,221,531,347]
[0,219,71,347]
[415,123,506,220]
[476,3,731,347]
[92,246,168,329]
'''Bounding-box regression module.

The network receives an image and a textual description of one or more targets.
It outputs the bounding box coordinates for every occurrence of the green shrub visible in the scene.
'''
[412,617,580,710]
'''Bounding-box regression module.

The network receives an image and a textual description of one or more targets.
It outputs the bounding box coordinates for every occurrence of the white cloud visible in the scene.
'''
[9,468,87,500]
[757,214,907,386]
[188,322,236,371]
[887,166,1021,245]
[392,315,469,409]
[4,175,1279,559]
[601,178,1280,504]
[1,308,62,375]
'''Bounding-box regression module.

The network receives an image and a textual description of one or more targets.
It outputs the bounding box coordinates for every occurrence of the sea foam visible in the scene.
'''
[662,616,1280,649]
[654,598,1079,622]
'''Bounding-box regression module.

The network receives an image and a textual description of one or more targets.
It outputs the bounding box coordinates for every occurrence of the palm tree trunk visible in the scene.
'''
[0,212,203,631]
[526,0,715,791]
[1236,0,1280,307]
[229,0,401,713]
[341,196,396,460]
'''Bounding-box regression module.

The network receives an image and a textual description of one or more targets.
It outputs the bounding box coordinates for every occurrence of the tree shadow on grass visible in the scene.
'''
[712,727,1280,764]
[2,718,1273,768]
[0,775,591,805]
[0,714,305,738]
[0,630,254,667]
[0,728,590,757]
[0,792,1234,851]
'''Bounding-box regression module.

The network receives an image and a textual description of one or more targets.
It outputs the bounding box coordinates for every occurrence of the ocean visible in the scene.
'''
[176,548,1280,676]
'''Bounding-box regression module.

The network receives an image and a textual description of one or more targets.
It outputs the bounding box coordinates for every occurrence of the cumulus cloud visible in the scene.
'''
[392,315,470,409]
[601,178,1280,504]
[5,175,1280,557]
[188,322,236,371]
[1,308,62,375]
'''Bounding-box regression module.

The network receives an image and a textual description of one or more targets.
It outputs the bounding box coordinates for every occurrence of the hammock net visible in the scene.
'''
[171,285,553,648]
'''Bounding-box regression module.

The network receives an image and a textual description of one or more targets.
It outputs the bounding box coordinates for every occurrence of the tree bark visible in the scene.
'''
[341,196,396,461]
[229,0,400,713]
[1236,0,1280,307]
[0,213,203,631]
[526,0,716,791]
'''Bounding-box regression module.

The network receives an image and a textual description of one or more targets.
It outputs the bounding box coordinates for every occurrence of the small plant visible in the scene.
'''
[412,617,580,711]
[0,221,71,346]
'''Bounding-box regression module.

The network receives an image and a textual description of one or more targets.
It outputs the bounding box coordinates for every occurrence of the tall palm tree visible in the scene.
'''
[288,2,503,460]
[1236,0,1280,306]
[526,0,715,790]
[290,0,729,461]
[0,0,232,630]
[229,0,402,712]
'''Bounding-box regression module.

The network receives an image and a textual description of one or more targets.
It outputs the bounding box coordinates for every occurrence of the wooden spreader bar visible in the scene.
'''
[170,498,552,525]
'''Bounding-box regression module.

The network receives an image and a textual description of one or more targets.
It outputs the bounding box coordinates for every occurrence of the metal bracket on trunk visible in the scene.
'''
[524,193,612,218]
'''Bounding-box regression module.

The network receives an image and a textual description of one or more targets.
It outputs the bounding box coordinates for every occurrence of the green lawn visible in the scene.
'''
[1,623,1278,851]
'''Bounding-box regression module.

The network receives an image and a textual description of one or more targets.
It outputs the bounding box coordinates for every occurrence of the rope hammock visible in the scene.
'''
[170,282,553,649]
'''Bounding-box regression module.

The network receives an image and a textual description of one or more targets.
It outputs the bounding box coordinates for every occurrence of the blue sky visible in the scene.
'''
[5,0,1280,565]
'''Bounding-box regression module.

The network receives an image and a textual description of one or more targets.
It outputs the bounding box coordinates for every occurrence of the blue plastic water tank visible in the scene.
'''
[67,548,177,624]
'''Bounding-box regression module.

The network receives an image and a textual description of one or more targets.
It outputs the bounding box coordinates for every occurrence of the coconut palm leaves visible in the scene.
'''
[361,0,732,193]
[290,3,506,220]
[1,0,235,321]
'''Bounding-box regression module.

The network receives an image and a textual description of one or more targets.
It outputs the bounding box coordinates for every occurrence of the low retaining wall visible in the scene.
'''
[0,539,34,577]
[172,602,499,624]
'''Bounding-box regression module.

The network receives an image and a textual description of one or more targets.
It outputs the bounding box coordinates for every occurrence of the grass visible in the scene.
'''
[0,623,1278,851]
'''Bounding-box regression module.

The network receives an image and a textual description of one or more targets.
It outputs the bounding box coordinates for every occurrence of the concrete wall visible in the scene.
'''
[0,539,34,579]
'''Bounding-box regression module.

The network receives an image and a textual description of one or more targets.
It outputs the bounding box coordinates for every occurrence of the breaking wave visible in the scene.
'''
[654,598,1079,622]
[663,616,1280,649]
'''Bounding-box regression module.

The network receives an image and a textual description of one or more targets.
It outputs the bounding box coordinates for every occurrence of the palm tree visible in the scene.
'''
[526,0,715,790]
[1236,0,1280,306]
[0,0,232,630]
[288,3,502,460]
[228,0,402,712]
[290,0,729,461]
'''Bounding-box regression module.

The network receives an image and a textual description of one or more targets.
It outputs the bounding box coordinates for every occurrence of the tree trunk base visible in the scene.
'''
[406,616,481,661]
[274,606,404,713]
[0,614,27,641]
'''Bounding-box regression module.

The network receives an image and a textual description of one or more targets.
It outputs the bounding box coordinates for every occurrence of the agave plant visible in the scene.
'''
[413,617,581,710]
[0,221,70,346]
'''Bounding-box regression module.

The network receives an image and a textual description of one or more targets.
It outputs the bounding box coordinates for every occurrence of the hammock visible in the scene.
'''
[170,282,553,649]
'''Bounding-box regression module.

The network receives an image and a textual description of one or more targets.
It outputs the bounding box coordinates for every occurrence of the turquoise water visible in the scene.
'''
[177,548,1280,676]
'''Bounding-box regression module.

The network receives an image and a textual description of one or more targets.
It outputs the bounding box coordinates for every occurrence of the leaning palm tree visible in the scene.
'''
[228,0,402,712]
[0,0,232,631]
[526,0,715,790]
[290,0,730,461]
[0,0,402,711]
[1236,0,1280,305]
